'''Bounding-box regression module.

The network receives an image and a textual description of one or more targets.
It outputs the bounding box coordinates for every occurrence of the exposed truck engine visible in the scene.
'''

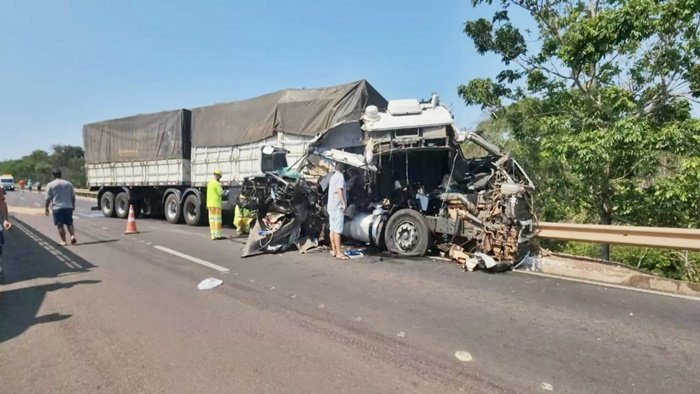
[240,94,536,270]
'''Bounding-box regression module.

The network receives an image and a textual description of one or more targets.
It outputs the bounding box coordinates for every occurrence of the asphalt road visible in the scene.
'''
[1,191,699,393]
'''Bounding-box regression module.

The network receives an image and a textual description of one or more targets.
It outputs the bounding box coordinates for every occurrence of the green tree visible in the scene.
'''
[0,145,86,187]
[460,0,700,261]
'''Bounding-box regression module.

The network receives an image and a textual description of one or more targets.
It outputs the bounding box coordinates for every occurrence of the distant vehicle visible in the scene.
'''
[1,174,15,191]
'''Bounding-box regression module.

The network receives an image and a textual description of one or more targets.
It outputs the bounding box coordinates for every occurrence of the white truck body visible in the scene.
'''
[190,133,312,187]
[86,159,191,187]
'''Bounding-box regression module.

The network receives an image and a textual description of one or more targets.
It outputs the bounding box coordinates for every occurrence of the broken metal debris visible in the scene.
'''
[239,94,536,273]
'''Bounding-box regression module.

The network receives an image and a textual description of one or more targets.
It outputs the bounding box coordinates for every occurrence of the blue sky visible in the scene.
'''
[0,0,515,160]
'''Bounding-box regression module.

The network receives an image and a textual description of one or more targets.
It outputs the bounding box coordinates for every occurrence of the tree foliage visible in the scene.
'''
[0,145,86,187]
[460,0,700,275]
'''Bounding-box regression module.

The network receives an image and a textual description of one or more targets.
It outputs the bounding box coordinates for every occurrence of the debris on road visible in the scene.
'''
[197,278,223,290]
[454,351,473,362]
[541,382,554,391]
[296,237,322,254]
[345,249,365,259]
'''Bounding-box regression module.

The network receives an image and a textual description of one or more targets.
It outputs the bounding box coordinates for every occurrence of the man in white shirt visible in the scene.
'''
[327,163,348,260]
[45,170,77,246]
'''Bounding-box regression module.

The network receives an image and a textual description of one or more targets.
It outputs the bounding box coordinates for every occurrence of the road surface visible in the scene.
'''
[1,191,699,393]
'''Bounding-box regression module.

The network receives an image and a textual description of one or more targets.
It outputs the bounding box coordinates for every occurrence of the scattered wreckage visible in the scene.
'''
[239,94,536,271]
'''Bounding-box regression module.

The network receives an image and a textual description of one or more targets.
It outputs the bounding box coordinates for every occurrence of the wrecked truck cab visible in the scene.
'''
[241,94,536,270]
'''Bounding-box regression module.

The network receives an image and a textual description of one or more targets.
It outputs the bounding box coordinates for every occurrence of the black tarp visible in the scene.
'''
[191,80,387,147]
[83,109,191,164]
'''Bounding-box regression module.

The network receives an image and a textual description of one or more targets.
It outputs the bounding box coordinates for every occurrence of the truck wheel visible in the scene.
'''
[183,194,205,226]
[164,193,182,224]
[384,209,431,256]
[101,191,116,218]
[115,192,129,219]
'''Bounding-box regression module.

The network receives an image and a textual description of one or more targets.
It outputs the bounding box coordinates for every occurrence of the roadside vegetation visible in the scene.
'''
[460,0,700,281]
[0,145,86,188]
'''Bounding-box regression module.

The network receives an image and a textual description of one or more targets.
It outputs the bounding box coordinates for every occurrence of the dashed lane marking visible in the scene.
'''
[153,245,229,273]
[13,222,84,269]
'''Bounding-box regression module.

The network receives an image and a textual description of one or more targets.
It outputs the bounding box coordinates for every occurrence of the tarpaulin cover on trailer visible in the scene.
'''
[83,109,191,164]
[191,80,387,147]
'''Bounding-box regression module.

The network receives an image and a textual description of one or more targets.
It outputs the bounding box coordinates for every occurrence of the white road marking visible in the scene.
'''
[318,303,325,308]
[146,242,152,245]
[515,270,700,301]
[72,216,79,220]
[397,331,406,338]
[13,222,83,269]
[290,294,297,299]
[455,351,473,362]
[355,317,362,322]
[269,286,276,290]
[33,202,40,206]
[153,245,229,273]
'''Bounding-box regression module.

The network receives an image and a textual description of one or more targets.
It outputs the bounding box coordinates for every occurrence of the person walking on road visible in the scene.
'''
[18,179,25,194]
[27,178,33,192]
[45,170,77,246]
[36,180,42,193]
[327,162,348,260]
[1,188,13,277]
[207,169,226,240]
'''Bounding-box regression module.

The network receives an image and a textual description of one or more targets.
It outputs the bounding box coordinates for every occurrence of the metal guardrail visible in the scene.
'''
[75,189,97,198]
[536,222,700,251]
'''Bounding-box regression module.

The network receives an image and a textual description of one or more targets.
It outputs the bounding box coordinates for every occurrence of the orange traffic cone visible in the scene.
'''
[124,204,139,234]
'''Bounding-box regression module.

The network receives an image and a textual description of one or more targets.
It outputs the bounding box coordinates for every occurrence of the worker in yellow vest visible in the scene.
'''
[207,169,226,240]
[233,195,252,237]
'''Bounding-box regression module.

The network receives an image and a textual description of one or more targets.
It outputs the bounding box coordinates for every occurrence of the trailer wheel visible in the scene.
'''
[164,193,182,224]
[183,194,206,226]
[101,191,116,218]
[384,209,431,257]
[115,192,129,219]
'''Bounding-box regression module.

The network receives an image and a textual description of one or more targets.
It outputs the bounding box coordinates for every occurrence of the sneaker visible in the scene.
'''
[70,236,77,245]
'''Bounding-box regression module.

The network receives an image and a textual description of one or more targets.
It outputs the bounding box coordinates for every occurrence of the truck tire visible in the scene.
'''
[101,191,116,218]
[384,209,431,257]
[164,193,182,224]
[115,192,129,219]
[183,194,205,226]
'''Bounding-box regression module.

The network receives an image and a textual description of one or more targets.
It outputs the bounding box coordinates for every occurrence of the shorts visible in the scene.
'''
[53,208,74,226]
[328,210,344,234]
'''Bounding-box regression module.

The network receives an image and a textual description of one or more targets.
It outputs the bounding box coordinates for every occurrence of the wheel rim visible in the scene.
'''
[186,202,196,220]
[103,198,112,212]
[167,199,178,218]
[117,199,127,216]
[394,221,419,252]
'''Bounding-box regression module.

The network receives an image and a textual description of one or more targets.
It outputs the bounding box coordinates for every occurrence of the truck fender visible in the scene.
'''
[161,188,183,206]
[182,188,203,204]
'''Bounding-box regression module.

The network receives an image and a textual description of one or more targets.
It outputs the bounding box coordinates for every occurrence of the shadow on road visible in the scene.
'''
[72,239,120,247]
[0,216,101,343]
[0,280,102,343]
